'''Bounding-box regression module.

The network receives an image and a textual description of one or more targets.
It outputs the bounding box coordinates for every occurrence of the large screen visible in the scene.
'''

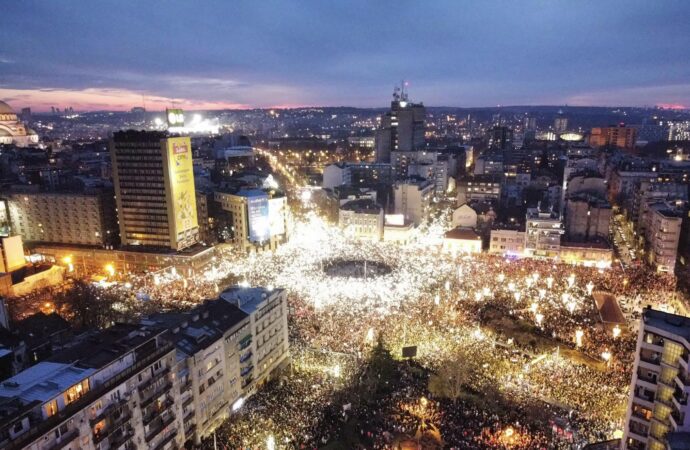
[247,194,270,242]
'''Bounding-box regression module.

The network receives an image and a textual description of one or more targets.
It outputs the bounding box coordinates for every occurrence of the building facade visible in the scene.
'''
[338,199,384,241]
[524,206,564,258]
[111,131,199,250]
[5,190,118,247]
[375,91,426,163]
[393,179,434,226]
[621,308,690,450]
[590,125,637,150]
[214,189,288,253]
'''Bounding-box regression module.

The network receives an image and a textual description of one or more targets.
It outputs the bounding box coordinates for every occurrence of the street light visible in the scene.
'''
[105,263,115,277]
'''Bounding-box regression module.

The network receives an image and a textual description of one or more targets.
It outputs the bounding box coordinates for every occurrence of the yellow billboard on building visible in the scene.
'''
[163,137,198,245]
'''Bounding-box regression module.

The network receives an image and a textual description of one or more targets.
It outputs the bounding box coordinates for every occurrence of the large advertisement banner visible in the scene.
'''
[268,197,286,236]
[165,137,198,237]
[247,194,270,243]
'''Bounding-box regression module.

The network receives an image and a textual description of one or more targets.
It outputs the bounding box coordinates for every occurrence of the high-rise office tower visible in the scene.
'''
[375,86,426,163]
[523,116,537,131]
[622,307,690,450]
[111,130,199,250]
[554,110,568,133]
[590,124,638,150]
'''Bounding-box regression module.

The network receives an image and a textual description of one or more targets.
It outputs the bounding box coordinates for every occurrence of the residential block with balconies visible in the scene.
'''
[622,307,690,450]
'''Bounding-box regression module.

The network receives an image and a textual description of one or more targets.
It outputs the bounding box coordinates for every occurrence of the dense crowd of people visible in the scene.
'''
[58,211,682,448]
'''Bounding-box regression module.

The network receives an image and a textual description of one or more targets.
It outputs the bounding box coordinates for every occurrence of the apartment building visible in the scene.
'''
[645,204,684,273]
[393,178,434,226]
[489,228,526,256]
[524,205,564,258]
[0,324,180,450]
[5,190,117,247]
[219,287,290,392]
[338,199,384,241]
[143,298,251,444]
[0,285,291,450]
[622,308,690,450]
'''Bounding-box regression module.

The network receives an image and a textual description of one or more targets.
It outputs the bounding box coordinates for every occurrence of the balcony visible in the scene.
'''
[93,410,133,444]
[238,335,252,350]
[143,397,174,426]
[145,412,176,443]
[239,351,252,364]
[631,406,653,422]
[634,390,655,408]
[108,426,135,449]
[179,380,192,395]
[152,429,178,450]
[140,381,173,409]
[48,428,79,450]
[138,367,171,392]
[640,352,661,366]
[240,365,254,377]
[636,370,658,386]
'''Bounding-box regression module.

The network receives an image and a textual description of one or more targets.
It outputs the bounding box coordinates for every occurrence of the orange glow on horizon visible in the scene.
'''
[656,103,687,110]
[0,87,261,112]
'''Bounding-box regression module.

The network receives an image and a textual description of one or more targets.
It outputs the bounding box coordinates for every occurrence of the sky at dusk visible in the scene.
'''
[2,0,690,111]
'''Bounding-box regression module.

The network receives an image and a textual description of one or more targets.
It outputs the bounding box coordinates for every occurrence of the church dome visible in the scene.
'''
[0,101,15,115]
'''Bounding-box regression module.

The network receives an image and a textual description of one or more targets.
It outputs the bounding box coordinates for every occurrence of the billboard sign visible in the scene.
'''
[247,194,270,242]
[165,137,198,239]
[166,108,185,128]
[268,197,286,236]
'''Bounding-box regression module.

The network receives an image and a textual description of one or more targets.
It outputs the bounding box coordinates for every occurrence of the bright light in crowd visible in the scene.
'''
[613,325,621,339]
[105,264,115,277]
[266,434,275,450]
[601,350,611,361]
[232,397,244,411]
[535,313,544,326]
[575,329,584,347]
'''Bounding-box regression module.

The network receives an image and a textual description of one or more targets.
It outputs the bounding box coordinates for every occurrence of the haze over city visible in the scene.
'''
[4,2,690,450]
[2,0,690,111]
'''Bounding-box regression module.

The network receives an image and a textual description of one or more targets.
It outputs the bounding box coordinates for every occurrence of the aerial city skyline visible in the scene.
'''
[2,2,690,450]
[2,0,690,111]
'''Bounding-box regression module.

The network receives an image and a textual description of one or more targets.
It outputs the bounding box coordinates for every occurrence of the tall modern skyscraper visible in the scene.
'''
[375,86,426,163]
[554,110,568,133]
[622,307,690,450]
[111,130,199,250]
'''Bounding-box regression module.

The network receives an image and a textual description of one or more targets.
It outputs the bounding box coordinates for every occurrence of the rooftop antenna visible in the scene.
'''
[400,79,409,102]
[393,85,401,102]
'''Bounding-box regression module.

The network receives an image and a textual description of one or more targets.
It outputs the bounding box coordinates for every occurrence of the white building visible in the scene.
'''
[0,324,182,450]
[393,179,434,226]
[645,203,683,273]
[220,287,290,392]
[524,206,564,258]
[622,307,690,450]
[489,229,526,256]
[338,199,384,241]
[442,228,482,254]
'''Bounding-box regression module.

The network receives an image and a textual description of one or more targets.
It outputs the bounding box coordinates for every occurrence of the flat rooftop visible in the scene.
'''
[220,286,283,315]
[0,362,94,404]
[50,323,159,369]
[643,308,690,342]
